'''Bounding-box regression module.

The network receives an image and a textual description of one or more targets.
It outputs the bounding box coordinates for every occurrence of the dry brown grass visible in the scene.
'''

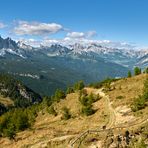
[0,89,108,148]
[0,95,14,106]
[108,74,147,108]
[0,74,147,148]
[107,74,148,119]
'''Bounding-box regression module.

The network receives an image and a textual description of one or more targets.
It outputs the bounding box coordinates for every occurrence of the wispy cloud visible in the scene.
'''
[0,20,137,49]
[66,31,97,39]
[67,32,85,39]
[86,31,97,38]
[0,22,6,29]
[13,21,63,36]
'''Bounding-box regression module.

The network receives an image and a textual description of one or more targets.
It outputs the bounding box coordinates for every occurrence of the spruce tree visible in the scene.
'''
[128,71,132,77]
[134,67,141,75]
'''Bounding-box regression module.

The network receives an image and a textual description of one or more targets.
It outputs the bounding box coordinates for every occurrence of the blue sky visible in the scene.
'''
[0,0,148,48]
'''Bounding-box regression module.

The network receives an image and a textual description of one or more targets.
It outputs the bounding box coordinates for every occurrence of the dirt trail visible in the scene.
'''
[95,89,116,128]
[69,88,116,147]
[70,88,148,147]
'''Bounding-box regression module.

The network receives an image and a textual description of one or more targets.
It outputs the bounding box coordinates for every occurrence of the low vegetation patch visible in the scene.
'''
[47,106,57,116]
[89,78,118,89]
[51,89,66,102]
[81,105,95,116]
[79,90,101,116]
[116,95,124,100]
[131,77,148,112]
[61,106,71,120]
[0,104,39,139]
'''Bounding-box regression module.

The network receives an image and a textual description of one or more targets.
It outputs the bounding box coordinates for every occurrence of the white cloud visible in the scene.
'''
[86,31,97,38]
[67,32,85,39]
[19,38,42,47]
[66,30,97,39]
[0,22,6,29]
[13,21,63,35]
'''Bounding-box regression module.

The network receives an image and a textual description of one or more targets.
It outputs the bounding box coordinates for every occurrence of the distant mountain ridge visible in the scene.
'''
[0,36,147,68]
[0,36,147,95]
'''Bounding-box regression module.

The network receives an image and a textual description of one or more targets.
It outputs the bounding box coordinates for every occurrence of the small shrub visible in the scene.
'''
[134,67,141,75]
[81,105,95,116]
[74,80,85,91]
[116,95,124,99]
[61,107,71,120]
[89,78,118,89]
[136,139,147,148]
[52,89,66,102]
[79,93,100,106]
[144,67,148,74]
[131,95,145,112]
[66,87,74,94]
[127,71,132,77]
[3,124,16,139]
[79,89,87,97]
[131,77,148,112]
[48,106,57,116]
[104,83,111,91]
[79,93,99,116]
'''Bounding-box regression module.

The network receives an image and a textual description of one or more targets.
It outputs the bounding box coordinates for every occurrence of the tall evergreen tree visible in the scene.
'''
[134,67,141,75]
[128,71,132,77]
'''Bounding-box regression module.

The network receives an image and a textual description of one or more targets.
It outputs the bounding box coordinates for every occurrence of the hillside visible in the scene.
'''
[0,74,147,148]
[0,74,42,110]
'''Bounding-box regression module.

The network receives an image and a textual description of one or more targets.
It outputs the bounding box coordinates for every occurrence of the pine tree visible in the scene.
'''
[134,67,141,75]
[74,80,85,91]
[53,89,66,102]
[66,87,74,94]
[128,71,132,77]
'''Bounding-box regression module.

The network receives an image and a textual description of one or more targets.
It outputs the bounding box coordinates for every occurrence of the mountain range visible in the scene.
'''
[0,36,147,95]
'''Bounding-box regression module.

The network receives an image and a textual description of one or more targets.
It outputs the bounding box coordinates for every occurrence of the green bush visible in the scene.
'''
[81,105,95,116]
[128,71,132,77]
[89,78,117,89]
[143,78,148,101]
[74,80,85,91]
[79,93,99,116]
[61,107,71,120]
[52,89,66,102]
[79,89,87,97]
[131,77,148,112]
[134,67,141,75]
[0,105,38,139]
[3,124,16,139]
[116,95,124,99]
[143,67,148,74]
[66,87,74,94]
[136,140,147,148]
[131,95,146,112]
[48,106,57,116]
[79,93,100,106]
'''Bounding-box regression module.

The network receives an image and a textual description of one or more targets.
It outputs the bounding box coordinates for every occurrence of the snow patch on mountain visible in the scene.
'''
[0,36,147,68]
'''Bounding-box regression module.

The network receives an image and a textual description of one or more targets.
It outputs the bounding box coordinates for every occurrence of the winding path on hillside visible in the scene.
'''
[69,88,148,147]
[69,88,116,148]
[95,89,116,128]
